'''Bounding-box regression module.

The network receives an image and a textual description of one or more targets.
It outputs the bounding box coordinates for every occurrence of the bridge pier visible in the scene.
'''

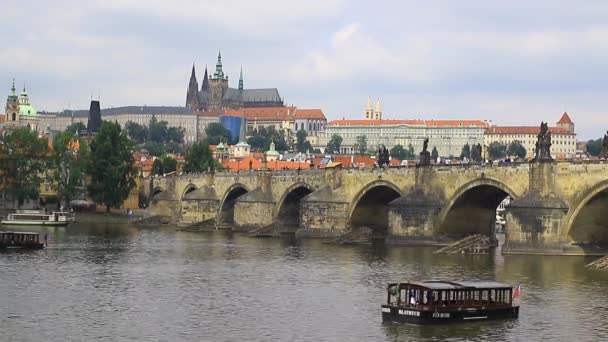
[233,188,275,232]
[181,186,220,227]
[387,189,445,245]
[503,163,572,254]
[298,186,350,237]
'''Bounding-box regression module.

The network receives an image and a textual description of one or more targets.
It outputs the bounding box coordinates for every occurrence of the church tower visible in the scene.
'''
[186,64,200,110]
[364,96,373,120]
[374,98,382,120]
[208,50,229,110]
[5,79,19,122]
[556,112,575,133]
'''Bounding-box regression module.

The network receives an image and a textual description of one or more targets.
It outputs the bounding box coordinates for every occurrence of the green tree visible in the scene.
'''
[246,135,266,150]
[66,122,87,135]
[586,138,602,156]
[295,129,308,153]
[125,121,148,144]
[148,116,168,143]
[161,155,177,173]
[0,127,49,207]
[353,135,368,155]
[183,141,219,173]
[88,121,138,212]
[488,142,508,160]
[431,147,439,161]
[151,158,164,175]
[325,134,343,154]
[460,143,471,159]
[390,144,407,160]
[470,143,482,162]
[49,130,89,208]
[167,126,185,144]
[507,141,527,159]
[205,122,231,145]
[390,144,415,160]
[144,142,165,157]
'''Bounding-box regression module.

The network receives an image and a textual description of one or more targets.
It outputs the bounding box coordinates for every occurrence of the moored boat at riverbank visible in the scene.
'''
[1,209,75,226]
[381,280,519,324]
[0,231,45,250]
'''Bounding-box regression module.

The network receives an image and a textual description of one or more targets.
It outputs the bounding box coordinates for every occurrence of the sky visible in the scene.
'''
[1,0,608,139]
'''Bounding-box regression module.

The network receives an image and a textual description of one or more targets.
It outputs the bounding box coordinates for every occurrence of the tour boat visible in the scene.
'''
[381,280,520,324]
[1,209,75,226]
[0,231,45,250]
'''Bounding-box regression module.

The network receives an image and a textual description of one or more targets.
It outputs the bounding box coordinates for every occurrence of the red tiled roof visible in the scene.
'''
[294,109,326,120]
[557,112,574,124]
[220,155,311,171]
[328,119,489,127]
[486,126,575,135]
[242,107,296,120]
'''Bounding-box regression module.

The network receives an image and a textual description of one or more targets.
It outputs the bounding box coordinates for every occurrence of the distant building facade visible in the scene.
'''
[484,112,577,159]
[186,51,284,111]
[38,106,219,143]
[317,98,488,156]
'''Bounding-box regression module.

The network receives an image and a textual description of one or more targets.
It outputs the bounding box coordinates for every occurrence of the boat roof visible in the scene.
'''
[395,280,513,290]
[0,231,40,235]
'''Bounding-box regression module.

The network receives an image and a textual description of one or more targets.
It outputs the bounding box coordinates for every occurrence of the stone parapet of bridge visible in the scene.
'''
[142,161,608,255]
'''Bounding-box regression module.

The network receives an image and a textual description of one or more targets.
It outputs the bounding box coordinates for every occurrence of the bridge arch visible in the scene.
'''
[567,179,608,244]
[348,180,403,232]
[218,183,250,225]
[437,178,517,238]
[180,183,197,199]
[274,182,316,227]
[151,186,164,198]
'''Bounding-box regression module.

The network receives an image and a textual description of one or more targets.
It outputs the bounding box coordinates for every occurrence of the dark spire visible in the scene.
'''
[201,65,209,91]
[213,50,224,79]
[238,65,243,91]
[186,63,200,109]
[189,63,197,82]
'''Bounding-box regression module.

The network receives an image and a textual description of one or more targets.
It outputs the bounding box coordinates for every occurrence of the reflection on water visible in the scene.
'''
[1,223,608,341]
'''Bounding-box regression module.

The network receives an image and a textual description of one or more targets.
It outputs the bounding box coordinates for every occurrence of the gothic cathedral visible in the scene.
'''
[186,51,284,111]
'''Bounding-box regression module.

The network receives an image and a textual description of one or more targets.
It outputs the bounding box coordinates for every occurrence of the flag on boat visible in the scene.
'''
[513,284,522,299]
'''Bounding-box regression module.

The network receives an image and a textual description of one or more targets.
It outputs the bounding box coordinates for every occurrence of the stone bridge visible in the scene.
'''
[143,161,608,255]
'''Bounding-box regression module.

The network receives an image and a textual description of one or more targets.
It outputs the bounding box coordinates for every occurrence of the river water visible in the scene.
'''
[2,223,608,342]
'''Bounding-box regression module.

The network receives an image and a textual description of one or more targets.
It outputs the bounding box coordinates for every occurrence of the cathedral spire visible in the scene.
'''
[189,63,197,83]
[213,50,225,79]
[10,78,16,96]
[238,65,243,91]
[201,65,209,91]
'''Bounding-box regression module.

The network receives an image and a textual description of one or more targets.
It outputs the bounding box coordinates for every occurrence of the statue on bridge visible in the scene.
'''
[601,130,608,159]
[533,121,553,162]
[419,138,431,166]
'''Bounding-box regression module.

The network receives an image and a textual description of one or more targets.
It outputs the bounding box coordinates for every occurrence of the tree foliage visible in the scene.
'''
[353,135,368,155]
[183,141,218,173]
[144,142,165,157]
[586,138,602,156]
[295,129,312,153]
[470,143,483,162]
[66,122,87,135]
[488,142,508,160]
[49,130,89,207]
[205,122,231,145]
[87,121,138,212]
[0,127,49,207]
[246,126,288,152]
[507,141,527,159]
[325,134,343,154]
[390,144,415,160]
[125,121,148,144]
[460,143,471,159]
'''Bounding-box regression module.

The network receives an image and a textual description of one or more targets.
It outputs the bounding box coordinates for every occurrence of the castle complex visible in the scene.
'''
[186,51,284,111]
